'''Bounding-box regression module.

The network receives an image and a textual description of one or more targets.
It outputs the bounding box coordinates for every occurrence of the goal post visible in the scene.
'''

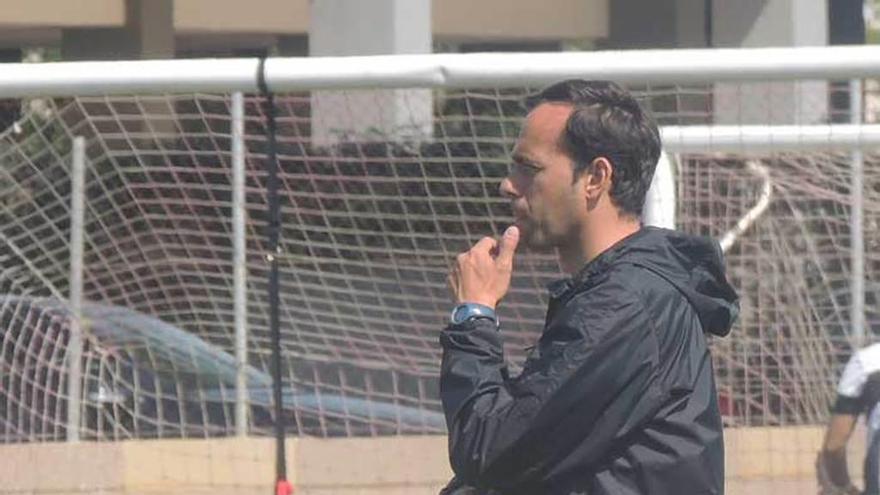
[2,45,880,97]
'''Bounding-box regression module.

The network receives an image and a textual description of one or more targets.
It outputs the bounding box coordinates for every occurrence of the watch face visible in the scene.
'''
[452,305,468,324]
[450,303,495,326]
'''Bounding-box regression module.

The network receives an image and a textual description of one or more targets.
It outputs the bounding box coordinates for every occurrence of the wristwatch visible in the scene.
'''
[449,302,498,327]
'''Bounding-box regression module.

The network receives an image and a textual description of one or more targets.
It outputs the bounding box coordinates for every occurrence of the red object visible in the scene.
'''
[717,391,735,418]
[276,479,294,495]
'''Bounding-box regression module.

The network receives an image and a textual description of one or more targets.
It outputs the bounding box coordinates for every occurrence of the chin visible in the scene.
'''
[525,239,556,253]
[519,227,553,252]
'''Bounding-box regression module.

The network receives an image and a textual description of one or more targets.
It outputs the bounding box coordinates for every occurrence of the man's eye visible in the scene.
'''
[513,163,539,175]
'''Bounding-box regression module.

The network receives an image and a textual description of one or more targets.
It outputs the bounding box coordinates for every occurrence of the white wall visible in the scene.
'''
[713,0,829,125]
[310,0,433,145]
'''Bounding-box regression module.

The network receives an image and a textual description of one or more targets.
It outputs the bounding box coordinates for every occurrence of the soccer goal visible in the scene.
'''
[0,46,879,494]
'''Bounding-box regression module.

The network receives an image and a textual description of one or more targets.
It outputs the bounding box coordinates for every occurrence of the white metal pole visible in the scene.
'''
[643,151,676,229]
[718,161,773,253]
[4,46,880,97]
[850,79,865,349]
[66,136,86,442]
[660,124,880,153]
[265,46,880,90]
[232,92,249,437]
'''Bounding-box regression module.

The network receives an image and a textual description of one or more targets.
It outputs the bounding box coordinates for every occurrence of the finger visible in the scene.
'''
[495,226,520,267]
[472,236,497,255]
[449,259,460,279]
[447,265,460,288]
[447,276,459,302]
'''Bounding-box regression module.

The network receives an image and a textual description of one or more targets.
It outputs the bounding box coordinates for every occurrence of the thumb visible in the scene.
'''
[495,226,520,268]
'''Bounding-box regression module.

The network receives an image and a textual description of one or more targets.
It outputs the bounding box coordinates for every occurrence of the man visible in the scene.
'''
[440,80,739,494]
[817,343,880,495]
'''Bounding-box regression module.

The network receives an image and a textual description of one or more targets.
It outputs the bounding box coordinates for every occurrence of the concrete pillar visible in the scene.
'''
[309,0,433,145]
[713,0,829,125]
[601,0,711,125]
[0,49,22,132]
[602,0,709,49]
[62,0,174,61]
[62,1,176,148]
[829,0,867,123]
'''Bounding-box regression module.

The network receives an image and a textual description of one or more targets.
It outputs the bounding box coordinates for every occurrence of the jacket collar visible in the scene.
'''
[547,227,650,299]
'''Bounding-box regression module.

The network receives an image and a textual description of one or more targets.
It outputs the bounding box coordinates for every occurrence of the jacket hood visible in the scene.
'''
[578,227,739,337]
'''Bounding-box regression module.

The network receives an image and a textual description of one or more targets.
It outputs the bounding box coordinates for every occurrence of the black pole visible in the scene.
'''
[257,57,291,495]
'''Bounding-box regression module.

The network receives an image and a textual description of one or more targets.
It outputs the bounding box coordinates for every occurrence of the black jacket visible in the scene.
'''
[439,227,739,494]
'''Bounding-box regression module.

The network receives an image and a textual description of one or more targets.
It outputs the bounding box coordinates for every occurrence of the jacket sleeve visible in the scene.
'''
[440,280,662,491]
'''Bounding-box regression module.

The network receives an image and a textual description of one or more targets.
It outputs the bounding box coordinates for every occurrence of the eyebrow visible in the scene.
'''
[512,153,540,167]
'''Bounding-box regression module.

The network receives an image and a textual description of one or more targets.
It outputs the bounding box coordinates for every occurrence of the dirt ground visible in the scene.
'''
[728,478,822,495]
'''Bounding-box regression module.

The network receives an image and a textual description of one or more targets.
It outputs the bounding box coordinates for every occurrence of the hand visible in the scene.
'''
[448,226,520,308]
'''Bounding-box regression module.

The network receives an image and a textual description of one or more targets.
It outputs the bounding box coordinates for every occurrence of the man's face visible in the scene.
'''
[499,103,585,250]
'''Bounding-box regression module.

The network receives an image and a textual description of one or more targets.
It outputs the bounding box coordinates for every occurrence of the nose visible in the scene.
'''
[499,176,518,199]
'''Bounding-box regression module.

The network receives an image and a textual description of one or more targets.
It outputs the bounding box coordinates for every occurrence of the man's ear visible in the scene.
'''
[582,157,613,200]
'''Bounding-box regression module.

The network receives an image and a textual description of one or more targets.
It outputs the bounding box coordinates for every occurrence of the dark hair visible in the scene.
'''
[526,79,662,218]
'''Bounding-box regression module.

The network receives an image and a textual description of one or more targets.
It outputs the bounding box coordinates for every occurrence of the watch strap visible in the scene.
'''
[450,302,498,327]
